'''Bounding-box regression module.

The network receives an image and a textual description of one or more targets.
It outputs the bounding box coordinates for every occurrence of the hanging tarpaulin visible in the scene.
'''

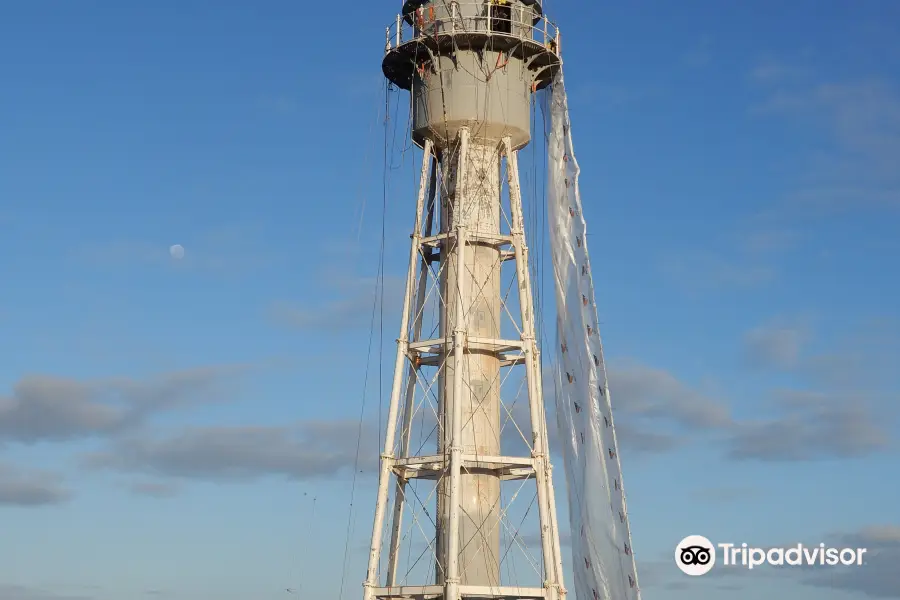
[546,71,641,600]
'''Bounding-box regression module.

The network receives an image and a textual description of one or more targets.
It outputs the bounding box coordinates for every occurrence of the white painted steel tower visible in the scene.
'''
[363,2,567,600]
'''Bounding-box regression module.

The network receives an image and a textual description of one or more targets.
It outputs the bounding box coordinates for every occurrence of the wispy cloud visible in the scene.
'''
[128,480,181,498]
[691,485,760,504]
[566,318,898,464]
[748,60,811,85]
[738,228,803,254]
[0,463,72,507]
[269,273,405,333]
[681,35,713,68]
[0,585,94,600]
[751,61,900,214]
[543,360,734,457]
[84,420,379,483]
[742,317,900,389]
[0,364,248,444]
[727,389,891,461]
[661,224,805,293]
[660,252,776,291]
[611,362,734,431]
[804,525,900,598]
[732,318,898,461]
[258,94,300,115]
[742,323,810,370]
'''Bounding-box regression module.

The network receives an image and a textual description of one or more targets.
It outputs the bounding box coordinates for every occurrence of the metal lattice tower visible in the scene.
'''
[363,2,565,599]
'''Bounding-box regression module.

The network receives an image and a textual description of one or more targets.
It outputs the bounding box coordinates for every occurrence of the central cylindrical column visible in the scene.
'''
[436,139,502,590]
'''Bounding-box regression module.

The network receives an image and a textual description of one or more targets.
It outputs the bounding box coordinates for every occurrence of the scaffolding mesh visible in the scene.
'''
[547,71,642,600]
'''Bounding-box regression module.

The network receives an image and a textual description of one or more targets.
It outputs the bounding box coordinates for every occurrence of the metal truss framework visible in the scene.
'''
[363,131,566,600]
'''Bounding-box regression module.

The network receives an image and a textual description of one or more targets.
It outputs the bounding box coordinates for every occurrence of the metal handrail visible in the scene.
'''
[385,1,561,57]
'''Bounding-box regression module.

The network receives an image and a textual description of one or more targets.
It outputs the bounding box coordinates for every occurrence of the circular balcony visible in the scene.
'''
[382,1,562,91]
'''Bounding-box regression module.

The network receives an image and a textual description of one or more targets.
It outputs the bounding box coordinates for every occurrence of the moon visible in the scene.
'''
[169,244,185,260]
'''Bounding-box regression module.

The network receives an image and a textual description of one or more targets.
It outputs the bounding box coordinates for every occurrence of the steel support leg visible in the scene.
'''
[363,139,435,600]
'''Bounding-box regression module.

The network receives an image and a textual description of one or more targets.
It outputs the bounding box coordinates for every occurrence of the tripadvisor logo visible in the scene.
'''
[675,535,716,576]
[675,535,868,575]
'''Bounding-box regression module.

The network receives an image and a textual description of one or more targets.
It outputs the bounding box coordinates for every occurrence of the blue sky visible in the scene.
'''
[1,1,898,599]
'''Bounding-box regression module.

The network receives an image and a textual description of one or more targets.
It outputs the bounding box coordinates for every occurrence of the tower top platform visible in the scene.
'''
[382,0,561,92]
[401,0,543,25]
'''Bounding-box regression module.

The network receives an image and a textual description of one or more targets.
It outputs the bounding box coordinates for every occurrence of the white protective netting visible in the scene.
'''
[546,71,642,600]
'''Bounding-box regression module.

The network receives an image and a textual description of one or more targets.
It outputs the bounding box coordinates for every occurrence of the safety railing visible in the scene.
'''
[385,1,561,57]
